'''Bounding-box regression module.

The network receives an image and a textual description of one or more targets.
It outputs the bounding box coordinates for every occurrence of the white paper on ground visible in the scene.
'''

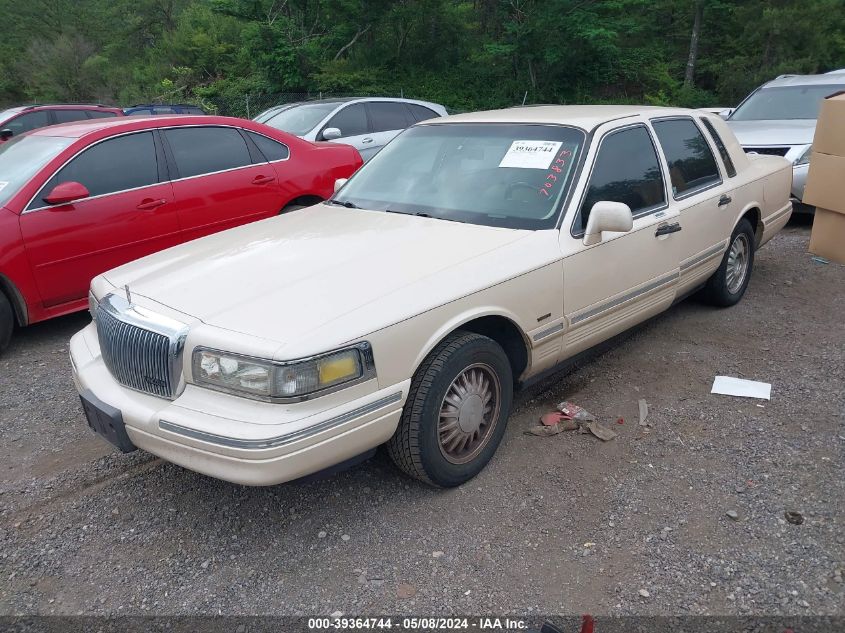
[711,376,771,400]
[498,140,562,169]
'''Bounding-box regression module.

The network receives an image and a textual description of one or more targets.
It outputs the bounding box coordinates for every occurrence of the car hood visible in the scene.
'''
[102,206,533,348]
[726,119,816,147]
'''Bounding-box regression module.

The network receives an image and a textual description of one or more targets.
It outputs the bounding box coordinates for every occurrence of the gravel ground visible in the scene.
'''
[0,221,843,618]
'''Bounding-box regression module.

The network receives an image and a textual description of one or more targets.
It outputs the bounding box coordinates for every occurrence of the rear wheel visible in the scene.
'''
[387,331,513,487]
[0,292,14,352]
[703,218,755,307]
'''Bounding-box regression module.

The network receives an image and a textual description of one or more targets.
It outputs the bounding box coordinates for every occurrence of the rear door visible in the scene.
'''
[560,123,682,358]
[19,131,179,307]
[650,117,734,295]
[367,101,414,155]
[319,103,373,159]
[162,125,284,241]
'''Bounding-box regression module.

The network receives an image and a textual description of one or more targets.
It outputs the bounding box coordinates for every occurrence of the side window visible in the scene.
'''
[183,107,205,115]
[153,106,176,115]
[325,104,369,138]
[247,131,289,162]
[652,118,721,196]
[577,126,666,233]
[5,111,50,135]
[700,118,736,178]
[369,102,412,133]
[406,104,440,122]
[35,132,158,205]
[87,110,119,119]
[164,126,252,178]
[53,110,90,124]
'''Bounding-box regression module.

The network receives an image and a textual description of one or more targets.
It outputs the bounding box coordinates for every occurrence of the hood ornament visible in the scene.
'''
[125,284,132,306]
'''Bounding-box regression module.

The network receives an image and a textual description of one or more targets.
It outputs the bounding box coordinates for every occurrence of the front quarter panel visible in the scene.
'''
[0,206,37,324]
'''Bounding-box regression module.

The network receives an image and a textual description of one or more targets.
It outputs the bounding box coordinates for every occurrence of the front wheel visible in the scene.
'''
[387,331,513,487]
[702,218,755,307]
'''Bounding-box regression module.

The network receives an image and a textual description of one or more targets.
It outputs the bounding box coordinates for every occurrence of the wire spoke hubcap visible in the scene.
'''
[438,363,501,465]
[726,233,750,294]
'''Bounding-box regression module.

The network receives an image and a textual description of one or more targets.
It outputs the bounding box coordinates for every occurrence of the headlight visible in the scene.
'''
[795,145,812,166]
[88,292,99,322]
[191,344,373,401]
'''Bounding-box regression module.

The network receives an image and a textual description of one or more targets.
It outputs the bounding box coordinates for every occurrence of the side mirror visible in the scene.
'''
[0,129,13,141]
[321,127,342,141]
[583,201,633,246]
[44,181,90,205]
[333,178,348,193]
[719,108,734,120]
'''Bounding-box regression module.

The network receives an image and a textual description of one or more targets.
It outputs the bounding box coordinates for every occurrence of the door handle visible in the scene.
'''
[251,175,275,185]
[136,198,167,211]
[655,222,682,237]
[361,137,374,144]
[718,194,732,207]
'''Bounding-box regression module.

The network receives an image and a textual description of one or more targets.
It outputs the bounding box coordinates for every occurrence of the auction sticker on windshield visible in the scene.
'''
[498,140,562,169]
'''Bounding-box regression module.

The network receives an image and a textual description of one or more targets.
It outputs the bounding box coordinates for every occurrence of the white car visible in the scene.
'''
[255,97,447,161]
[71,106,792,488]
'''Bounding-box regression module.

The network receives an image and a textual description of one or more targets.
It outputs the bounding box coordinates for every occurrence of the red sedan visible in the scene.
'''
[0,115,363,350]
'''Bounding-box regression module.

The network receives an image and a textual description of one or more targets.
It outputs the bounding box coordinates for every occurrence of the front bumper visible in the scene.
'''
[791,162,808,202]
[70,323,407,486]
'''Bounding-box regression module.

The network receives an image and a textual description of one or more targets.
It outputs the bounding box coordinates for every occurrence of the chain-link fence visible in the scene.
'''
[203,91,410,119]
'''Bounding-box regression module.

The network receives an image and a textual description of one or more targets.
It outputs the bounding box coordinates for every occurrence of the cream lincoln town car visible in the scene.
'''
[70,106,793,488]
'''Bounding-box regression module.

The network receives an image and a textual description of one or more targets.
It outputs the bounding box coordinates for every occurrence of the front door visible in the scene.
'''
[20,131,180,308]
[161,126,284,242]
[560,123,682,358]
[366,101,414,157]
[320,103,375,160]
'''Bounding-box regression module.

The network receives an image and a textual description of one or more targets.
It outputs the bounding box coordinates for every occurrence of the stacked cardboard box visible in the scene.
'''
[804,92,845,264]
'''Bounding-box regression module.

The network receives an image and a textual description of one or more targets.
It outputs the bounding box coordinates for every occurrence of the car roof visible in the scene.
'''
[268,97,444,109]
[420,104,692,130]
[27,114,247,139]
[762,73,845,88]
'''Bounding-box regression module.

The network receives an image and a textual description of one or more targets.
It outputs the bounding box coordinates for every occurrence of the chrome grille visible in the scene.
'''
[743,146,790,157]
[97,306,173,398]
[96,301,181,399]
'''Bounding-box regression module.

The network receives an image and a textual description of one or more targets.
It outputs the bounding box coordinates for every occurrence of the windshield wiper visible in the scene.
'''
[325,199,359,209]
[382,208,465,223]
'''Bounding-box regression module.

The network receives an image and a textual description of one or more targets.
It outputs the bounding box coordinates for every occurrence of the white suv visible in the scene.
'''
[724,71,845,208]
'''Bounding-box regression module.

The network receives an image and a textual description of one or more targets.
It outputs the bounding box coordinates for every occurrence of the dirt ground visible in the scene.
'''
[0,220,843,619]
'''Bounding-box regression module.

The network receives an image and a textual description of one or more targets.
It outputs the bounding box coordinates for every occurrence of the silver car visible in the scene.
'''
[724,71,845,208]
[254,97,447,161]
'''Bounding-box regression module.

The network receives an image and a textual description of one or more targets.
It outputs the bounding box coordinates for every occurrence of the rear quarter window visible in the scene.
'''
[247,131,289,162]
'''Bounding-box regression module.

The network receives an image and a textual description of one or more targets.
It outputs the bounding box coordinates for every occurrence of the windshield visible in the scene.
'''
[253,105,291,123]
[332,123,585,229]
[0,135,74,206]
[262,102,339,135]
[731,84,845,120]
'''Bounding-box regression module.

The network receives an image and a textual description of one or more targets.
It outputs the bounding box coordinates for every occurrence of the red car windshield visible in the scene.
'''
[0,134,74,207]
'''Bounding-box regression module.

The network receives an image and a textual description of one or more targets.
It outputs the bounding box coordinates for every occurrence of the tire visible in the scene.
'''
[703,218,756,307]
[0,292,14,353]
[280,204,307,214]
[387,331,513,487]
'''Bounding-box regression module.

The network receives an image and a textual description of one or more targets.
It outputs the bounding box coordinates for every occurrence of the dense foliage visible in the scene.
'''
[2,0,844,113]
